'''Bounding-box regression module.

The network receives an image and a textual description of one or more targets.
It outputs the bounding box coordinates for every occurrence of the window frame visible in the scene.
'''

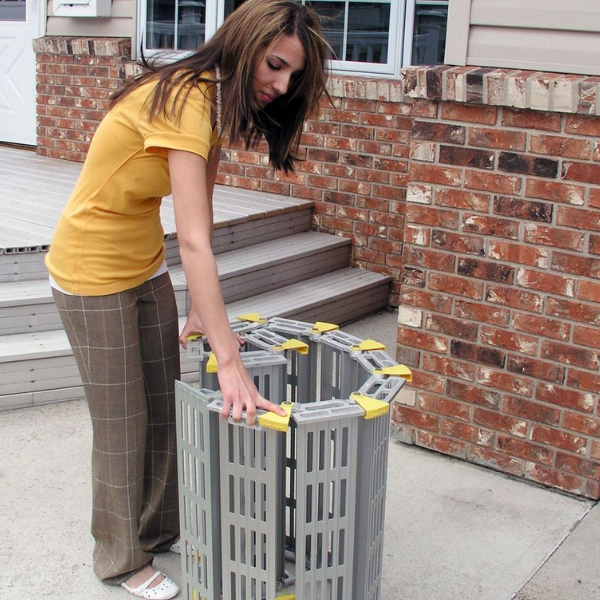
[137,0,445,75]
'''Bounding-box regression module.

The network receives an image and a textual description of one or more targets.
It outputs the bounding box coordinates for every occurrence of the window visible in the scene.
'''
[140,0,448,74]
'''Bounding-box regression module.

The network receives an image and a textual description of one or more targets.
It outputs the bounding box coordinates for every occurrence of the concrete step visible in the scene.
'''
[0,267,391,411]
[0,231,350,336]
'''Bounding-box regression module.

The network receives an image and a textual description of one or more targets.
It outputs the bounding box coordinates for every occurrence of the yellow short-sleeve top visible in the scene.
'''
[45,74,220,296]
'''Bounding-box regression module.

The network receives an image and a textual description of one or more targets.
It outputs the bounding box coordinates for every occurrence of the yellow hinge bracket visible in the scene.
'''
[373,364,413,382]
[350,338,386,352]
[351,392,390,420]
[236,312,268,324]
[258,401,293,432]
[274,338,309,355]
[310,321,339,334]
[206,352,218,373]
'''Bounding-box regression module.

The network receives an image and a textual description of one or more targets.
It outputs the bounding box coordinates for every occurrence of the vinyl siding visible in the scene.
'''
[46,0,135,39]
[446,0,600,76]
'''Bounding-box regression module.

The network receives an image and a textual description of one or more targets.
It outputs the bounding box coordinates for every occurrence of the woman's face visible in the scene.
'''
[252,34,306,108]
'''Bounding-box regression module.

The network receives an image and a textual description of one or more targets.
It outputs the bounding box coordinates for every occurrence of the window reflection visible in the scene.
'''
[146,0,206,51]
[0,0,26,22]
[411,2,448,65]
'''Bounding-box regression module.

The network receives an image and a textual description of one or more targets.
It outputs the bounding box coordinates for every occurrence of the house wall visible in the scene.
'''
[445,0,600,76]
[399,66,600,499]
[32,38,600,498]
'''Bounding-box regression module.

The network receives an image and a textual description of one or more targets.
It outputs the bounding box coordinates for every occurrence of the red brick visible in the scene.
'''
[507,355,565,384]
[439,145,494,169]
[447,380,501,409]
[501,108,562,132]
[579,280,600,302]
[427,314,479,340]
[414,431,469,459]
[321,216,353,232]
[469,127,527,151]
[402,267,426,287]
[481,326,538,355]
[541,340,600,370]
[404,247,456,272]
[408,368,446,393]
[562,162,600,185]
[486,288,541,316]
[469,446,525,477]
[498,152,559,178]
[441,419,494,445]
[591,188,600,209]
[553,252,600,279]
[342,124,374,140]
[531,425,588,454]
[406,205,459,229]
[489,241,549,268]
[512,312,571,341]
[529,134,592,160]
[325,136,358,151]
[591,235,600,255]
[431,230,485,255]
[411,163,462,187]
[400,289,452,313]
[565,114,600,136]
[404,225,430,246]
[525,177,585,205]
[546,297,600,326]
[494,196,552,223]
[455,300,509,326]
[516,269,576,297]
[356,168,390,183]
[441,102,497,124]
[562,412,600,437]
[478,367,534,396]
[422,355,476,381]
[435,188,490,212]
[473,408,528,437]
[411,121,466,143]
[392,405,440,431]
[462,215,520,239]
[592,440,600,461]
[419,394,471,421]
[502,395,561,426]
[458,258,515,284]
[555,453,600,480]
[451,341,505,367]
[525,464,583,495]
[497,435,554,465]
[397,326,448,354]
[429,273,484,300]
[464,170,522,194]
[536,383,595,412]
[523,224,585,251]
[358,140,392,155]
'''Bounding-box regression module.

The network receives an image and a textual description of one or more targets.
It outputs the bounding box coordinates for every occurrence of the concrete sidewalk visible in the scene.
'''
[1,310,598,600]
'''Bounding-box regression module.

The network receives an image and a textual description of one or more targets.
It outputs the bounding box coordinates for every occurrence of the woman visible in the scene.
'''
[45,1,330,597]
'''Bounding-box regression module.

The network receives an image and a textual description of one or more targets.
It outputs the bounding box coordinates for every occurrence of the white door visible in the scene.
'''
[0,0,43,146]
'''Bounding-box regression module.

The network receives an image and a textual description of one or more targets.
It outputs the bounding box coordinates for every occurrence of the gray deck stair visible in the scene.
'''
[0,145,392,411]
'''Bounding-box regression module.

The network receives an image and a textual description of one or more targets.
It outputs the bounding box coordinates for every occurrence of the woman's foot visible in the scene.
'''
[121,565,179,599]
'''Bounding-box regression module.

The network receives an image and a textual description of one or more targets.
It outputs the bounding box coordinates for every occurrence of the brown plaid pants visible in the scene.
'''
[52,272,180,584]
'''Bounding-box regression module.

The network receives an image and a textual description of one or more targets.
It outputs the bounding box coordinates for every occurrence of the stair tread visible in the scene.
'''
[0,231,350,307]
[0,267,390,364]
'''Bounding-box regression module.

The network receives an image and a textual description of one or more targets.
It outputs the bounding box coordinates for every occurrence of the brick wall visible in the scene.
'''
[33,38,600,498]
[33,37,131,163]
[396,67,600,499]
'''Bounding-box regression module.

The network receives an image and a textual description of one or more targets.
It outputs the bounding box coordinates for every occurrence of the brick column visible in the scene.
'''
[33,36,132,162]
[396,66,600,499]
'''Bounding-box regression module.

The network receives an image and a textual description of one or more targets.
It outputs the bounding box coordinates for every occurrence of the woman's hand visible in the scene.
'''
[217,356,287,426]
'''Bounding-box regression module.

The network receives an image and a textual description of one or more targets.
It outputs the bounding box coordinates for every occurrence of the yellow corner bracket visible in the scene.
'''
[274,338,309,355]
[258,401,293,432]
[236,312,268,324]
[350,338,386,352]
[351,392,390,420]
[206,353,218,373]
[310,321,339,334]
[373,364,413,382]
[276,595,296,600]
[186,333,204,341]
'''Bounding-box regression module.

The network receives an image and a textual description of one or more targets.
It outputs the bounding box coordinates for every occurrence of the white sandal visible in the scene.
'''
[121,570,179,599]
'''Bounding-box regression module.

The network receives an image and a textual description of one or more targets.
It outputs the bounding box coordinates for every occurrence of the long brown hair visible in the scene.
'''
[112,0,331,172]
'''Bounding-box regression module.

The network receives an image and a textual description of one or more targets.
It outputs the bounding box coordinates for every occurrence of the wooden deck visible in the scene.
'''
[0,145,312,255]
